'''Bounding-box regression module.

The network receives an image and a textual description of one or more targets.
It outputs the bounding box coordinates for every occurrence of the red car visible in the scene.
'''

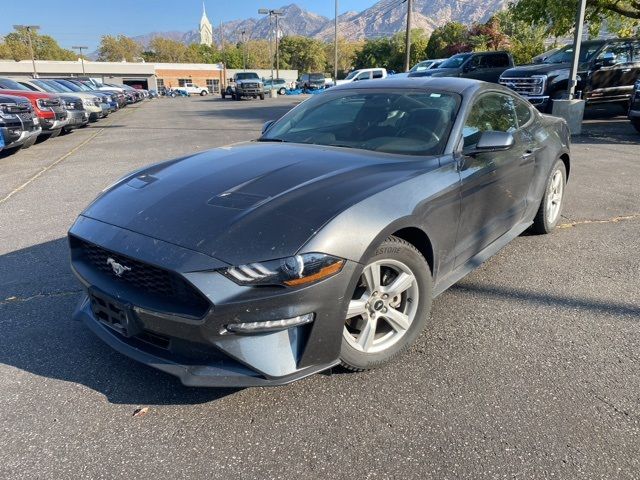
[0,78,69,138]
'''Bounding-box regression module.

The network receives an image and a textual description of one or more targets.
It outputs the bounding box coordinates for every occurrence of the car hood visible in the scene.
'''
[0,89,57,100]
[501,62,587,77]
[81,142,432,265]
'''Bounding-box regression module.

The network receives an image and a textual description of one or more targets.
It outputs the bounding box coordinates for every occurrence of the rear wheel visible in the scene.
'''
[340,236,432,371]
[531,159,567,234]
[200,90,208,96]
[278,87,286,95]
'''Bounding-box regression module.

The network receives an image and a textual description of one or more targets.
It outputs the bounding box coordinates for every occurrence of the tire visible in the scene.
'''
[547,90,566,113]
[200,90,208,96]
[278,87,286,95]
[234,94,241,101]
[530,159,567,234]
[47,128,62,139]
[221,92,226,99]
[340,236,432,371]
[260,93,265,100]
[632,119,640,134]
[22,135,37,149]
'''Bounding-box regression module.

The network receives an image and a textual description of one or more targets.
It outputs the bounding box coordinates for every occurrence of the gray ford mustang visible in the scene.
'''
[69,77,571,387]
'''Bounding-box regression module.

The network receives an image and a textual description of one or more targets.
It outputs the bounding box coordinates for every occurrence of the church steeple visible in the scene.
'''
[199,2,213,46]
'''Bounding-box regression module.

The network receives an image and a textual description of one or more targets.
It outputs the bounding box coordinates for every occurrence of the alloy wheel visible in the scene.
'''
[343,259,419,354]
[546,169,564,224]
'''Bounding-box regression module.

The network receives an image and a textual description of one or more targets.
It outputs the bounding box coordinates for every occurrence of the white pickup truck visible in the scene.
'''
[175,83,209,96]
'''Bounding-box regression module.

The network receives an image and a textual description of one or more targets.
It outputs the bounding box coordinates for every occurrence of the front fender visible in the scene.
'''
[299,158,460,285]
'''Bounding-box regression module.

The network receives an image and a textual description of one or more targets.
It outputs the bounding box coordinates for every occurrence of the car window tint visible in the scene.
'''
[463,93,518,148]
[513,97,533,127]
[372,70,384,79]
[356,72,370,80]
[485,54,510,68]
[598,43,631,64]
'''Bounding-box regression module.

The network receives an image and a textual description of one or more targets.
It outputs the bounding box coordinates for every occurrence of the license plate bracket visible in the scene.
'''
[88,288,142,338]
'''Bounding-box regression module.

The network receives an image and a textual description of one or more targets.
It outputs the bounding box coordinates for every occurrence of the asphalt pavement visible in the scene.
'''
[0,96,638,479]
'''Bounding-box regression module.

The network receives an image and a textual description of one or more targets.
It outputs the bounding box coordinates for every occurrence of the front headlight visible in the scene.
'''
[222,253,345,287]
[36,98,54,110]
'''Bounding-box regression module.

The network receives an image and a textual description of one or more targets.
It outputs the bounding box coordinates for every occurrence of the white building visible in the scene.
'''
[199,2,213,46]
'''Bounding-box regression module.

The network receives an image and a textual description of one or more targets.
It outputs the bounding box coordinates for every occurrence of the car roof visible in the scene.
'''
[333,76,489,95]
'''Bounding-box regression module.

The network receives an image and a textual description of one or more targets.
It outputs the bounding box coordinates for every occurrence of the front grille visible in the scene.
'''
[72,236,211,318]
[243,82,258,89]
[52,106,67,120]
[499,76,546,96]
[1,103,31,114]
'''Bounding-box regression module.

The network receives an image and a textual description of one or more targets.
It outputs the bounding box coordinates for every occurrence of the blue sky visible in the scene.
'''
[1,0,377,52]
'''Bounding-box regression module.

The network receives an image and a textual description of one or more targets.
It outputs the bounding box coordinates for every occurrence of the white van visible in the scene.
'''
[335,68,387,86]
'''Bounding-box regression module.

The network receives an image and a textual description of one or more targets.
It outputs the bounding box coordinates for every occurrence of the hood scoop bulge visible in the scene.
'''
[207,191,268,210]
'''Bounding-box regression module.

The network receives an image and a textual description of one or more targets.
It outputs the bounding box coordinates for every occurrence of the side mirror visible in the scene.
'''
[467,131,514,155]
[262,120,275,134]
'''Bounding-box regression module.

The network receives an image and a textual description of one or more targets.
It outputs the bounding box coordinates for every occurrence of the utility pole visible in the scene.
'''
[72,46,88,75]
[259,8,284,81]
[334,0,339,82]
[13,25,40,78]
[220,21,227,88]
[275,14,280,80]
[568,0,587,99]
[404,0,412,72]
[241,30,247,71]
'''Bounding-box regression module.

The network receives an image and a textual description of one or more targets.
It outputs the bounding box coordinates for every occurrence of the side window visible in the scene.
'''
[631,41,640,61]
[468,55,482,69]
[463,93,518,148]
[513,96,533,127]
[597,43,631,65]
[356,72,371,81]
[485,54,510,68]
[372,70,384,79]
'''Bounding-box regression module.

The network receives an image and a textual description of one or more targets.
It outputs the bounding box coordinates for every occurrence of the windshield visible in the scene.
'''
[30,80,57,93]
[45,80,73,93]
[0,78,30,90]
[410,61,434,72]
[439,54,471,69]
[55,80,81,92]
[261,89,460,156]
[544,43,602,64]
[309,73,324,81]
[345,70,360,80]
[235,73,259,81]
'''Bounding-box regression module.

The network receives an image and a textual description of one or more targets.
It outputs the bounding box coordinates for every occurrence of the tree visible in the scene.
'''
[512,0,640,37]
[0,28,76,61]
[426,22,470,58]
[279,36,327,72]
[324,38,365,76]
[97,35,142,62]
[494,10,548,65]
[352,30,429,72]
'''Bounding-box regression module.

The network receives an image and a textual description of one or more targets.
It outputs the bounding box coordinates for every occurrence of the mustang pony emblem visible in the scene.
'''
[106,257,131,277]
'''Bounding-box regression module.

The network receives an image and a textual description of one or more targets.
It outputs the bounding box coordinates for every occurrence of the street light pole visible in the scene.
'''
[258,8,284,81]
[275,14,280,80]
[404,0,412,72]
[334,0,338,82]
[13,25,40,78]
[568,0,587,99]
[72,46,88,75]
[240,30,247,71]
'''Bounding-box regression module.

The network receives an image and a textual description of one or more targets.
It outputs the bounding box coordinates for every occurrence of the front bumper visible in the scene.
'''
[40,116,69,133]
[65,110,90,128]
[0,122,41,148]
[68,216,356,387]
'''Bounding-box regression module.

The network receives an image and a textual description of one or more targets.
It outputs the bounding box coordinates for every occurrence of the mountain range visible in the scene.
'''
[132,1,508,48]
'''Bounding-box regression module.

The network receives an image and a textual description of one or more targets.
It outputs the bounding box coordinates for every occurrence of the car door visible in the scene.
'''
[461,55,485,80]
[454,92,531,267]
[590,41,632,99]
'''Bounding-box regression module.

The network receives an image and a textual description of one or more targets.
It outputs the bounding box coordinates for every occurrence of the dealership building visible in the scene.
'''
[0,59,298,93]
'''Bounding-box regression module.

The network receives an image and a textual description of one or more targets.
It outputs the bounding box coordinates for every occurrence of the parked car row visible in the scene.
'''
[0,77,150,155]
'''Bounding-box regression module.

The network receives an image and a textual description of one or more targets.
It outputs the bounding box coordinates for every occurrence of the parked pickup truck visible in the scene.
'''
[0,93,41,153]
[499,38,640,112]
[175,83,210,96]
[222,73,265,100]
[409,51,514,84]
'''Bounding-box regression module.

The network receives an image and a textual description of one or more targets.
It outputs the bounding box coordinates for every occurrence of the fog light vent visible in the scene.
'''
[225,313,314,334]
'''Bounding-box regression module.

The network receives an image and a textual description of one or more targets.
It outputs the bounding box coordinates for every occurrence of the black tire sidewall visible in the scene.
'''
[534,160,567,233]
[339,237,432,370]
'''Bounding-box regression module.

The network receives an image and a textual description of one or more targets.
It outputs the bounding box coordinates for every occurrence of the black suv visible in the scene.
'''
[408,51,515,83]
[500,39,640,112]
[296,73,326,91]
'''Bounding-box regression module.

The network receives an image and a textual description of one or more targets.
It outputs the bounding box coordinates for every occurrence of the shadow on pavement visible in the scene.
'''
[0,238,238,405]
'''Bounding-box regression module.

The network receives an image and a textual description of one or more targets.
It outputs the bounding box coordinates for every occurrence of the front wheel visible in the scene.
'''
[200,90,208,96]
[340,236,432,371]
[278,87,286,95]
[530,159,567,234]
[631,119,640,134]
[260,93,265,100]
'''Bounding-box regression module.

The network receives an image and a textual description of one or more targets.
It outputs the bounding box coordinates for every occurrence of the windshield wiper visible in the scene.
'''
[258,137,287,142]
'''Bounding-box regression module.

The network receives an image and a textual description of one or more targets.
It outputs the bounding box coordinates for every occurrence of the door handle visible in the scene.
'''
[622,68,632,72]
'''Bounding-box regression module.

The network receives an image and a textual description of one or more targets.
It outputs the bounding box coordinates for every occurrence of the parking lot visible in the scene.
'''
[1,96,639,479]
